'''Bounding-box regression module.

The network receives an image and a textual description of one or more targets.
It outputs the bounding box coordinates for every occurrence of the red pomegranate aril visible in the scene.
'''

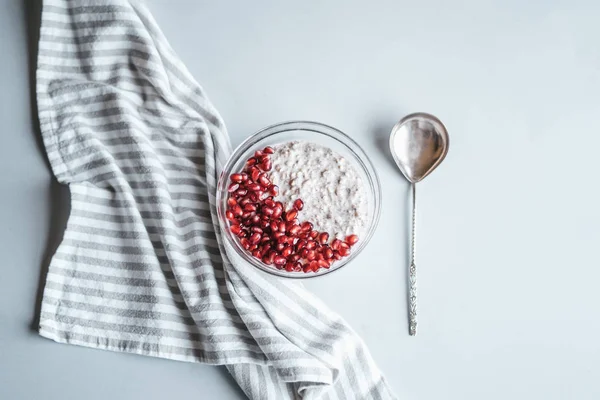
[241,211,254,220]
[241,172,248,181]
[262,206,274,216]
[275,242,285,251]
[309,261,319,272]
[296,240,307,251]
[270,221,279,231]
[306,250,316,261]
[240,238,250,249]
[273,255,286,266]
[262,255,272,265]
[303,264,312,273]
[261,159,272,171]
[264,198,275,208]
[301,221,313,232]
[272,207,282,219]
[251,226,263,234]
[246,158,257,166]
[248,244,258,251]
[263,146,274,154]
[277,235,288,245]
[276,221,285,233]
[285,262,295,272]
[249,232,261,244]
[273,231,285,239]
[309,230,319,239]
[225,210,235,221]
[232,205,243,216]
[318,232,329,245]
[282,246,293,257]
[254,215,265,225]
[259,191,270,201]
[250,167,261,181]
[305,240,316,250]
[293,199,304,211]
[228,183,239,193]
[247,183,261,192]
[230,173,244,183]
[254,150,263,158]
[261,244,271,255]
[227,198,237,207]
[235,188,248,197]
[331,239,342,251]
[284,209,298,221]
[338,243,351,256]
[318,259,330,269]
[230,225,242,235]
[324,247,333,259]
[238,196,251,206]
[333,251,342,260]
[288,225,301,235]
[289,254,301,262]
[243,204,257,212]
[316,253,325,261]
[269,185,278,196]
[258,175,271,187]
[294,262,303,272]
[252,249,261,258]
[300,249,309,258]
[345,234,359,246]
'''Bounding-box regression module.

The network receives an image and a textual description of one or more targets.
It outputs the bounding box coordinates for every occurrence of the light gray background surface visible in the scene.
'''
[1,1,599,399]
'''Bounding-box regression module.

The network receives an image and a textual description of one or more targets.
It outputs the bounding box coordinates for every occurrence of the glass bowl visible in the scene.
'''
[216,121,381,278]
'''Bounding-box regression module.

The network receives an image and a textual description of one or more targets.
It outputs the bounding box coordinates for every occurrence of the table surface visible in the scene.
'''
[2,1,600,399]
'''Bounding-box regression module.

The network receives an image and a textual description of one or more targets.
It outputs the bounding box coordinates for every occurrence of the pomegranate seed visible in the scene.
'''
[261,244,271,255]
[269,185,279,196]
[238,196,251,206]
[246,158,257,166]
[289,254,301,262]
[232,205,243,216]
[309,230,319,239]
[235,188,248,197]
[261,159,272,171]
[324,247,333,259]
[262,255,272,265]
[318,259,330,269]
[247,183,261,192]
[270,221,279,232]
[250,167,261,181]
[285,262,295,272]
[339,242,351,256]
[307,250,316,261]
[294,262,303,272]
[274,255,286,266]
[273,231,285,239]
[227,198,237,207]
[249,232,261,244]
[254,150,263,158]
[293,199,304,211]
[301,221,313,232]
[319,232,329,245]
[332,251,342,260]
[252,249,261,258]
[243,204,257,212]
[346,234,359,246]
[288,225,301,235]
[300,249,309,258]
[331,239,342,251]
[263,146,274,154]
[241,172,248,181]
[309,261,319,272]
[250,215,261,224]
[228,183,239,193]
[277,235,288,244]
[260,220,270,229]
[258,175,271,187]
[278,221,287,233]
[284,209,298,221]
[230,225,242,235]
[240,238,250,249]
[262,207,274,216]
[272,207,282,218]
[230,173,244,183]
[249,244,259,251]
[282,246,293,257]
[305,240,316,250]
[275,242,285,251]
[302,264,312,273]
[225,210,235,221]
[251,226,263,233]
[264,198,275,207]
[241,211,254,220]
[296,240,307,251]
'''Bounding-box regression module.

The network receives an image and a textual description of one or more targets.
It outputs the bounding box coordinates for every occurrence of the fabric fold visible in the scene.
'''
[36,1,396,398]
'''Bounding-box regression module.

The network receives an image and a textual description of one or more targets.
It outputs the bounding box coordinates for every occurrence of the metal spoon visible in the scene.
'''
[389,112,449,336]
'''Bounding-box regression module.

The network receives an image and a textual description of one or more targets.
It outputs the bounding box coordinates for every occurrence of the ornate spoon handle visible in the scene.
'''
[409,183,418,336]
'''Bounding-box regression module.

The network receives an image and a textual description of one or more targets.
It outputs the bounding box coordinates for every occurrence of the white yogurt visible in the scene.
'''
[268,141,368,239]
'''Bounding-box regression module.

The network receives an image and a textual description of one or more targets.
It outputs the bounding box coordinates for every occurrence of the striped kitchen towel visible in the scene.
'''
[36,1,396,398]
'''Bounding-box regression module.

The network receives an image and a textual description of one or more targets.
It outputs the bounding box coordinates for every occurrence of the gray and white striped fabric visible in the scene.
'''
[36,1,396,398]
